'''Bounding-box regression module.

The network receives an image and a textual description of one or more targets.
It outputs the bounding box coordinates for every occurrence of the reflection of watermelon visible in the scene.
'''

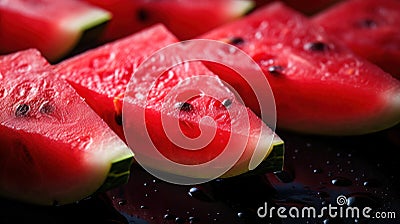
[56,24,284,178]
[83,0,254,41]
[313,0,400,79]
[0,0,111,62]
[0,50,133,205]
[201,2,400,135]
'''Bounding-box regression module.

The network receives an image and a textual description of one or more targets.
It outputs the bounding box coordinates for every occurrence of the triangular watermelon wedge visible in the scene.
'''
[312,0,400,79]
[200,2,400,135]
[0,0,111,62]
[0,49,134,205]
[55,24,284,179]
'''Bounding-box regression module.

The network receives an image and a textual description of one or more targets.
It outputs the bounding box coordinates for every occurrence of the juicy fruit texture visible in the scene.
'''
[56,24,283,178]
[0,0,111,62]
[123,61,283,178]
[55,25,178,141]
[83,0,254,42]
[313,0,400,79]
[201,2,400,135]
[0,50,133,205]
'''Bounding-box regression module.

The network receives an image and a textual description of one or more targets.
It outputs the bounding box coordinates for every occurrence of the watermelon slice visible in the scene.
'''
[312,0,400,79]
[55,24,284,178]
[200,2,400,135]
[0,0,111,62]
[254,0,342,15]
[0,49,134,205]
[83,0,254,42]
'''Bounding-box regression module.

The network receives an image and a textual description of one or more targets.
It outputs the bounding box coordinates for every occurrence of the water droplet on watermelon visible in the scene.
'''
[331,177,352,186]
[15,104,30,117]
[268,65,284,75]
[304,41,330,52]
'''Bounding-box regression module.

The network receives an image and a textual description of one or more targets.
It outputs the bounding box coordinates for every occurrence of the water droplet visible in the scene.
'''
[317,191,329,198]
[140,205,148,209]
[267,65,284,75]
[313,168,322,174]
[118,199,127,206]
[175,217,185,224]
[188,187,214,202]
[163,213,174,220]
[331,177,352,186]
[346,194,380,208]
[273,170,294,183]
[189,217,198,223]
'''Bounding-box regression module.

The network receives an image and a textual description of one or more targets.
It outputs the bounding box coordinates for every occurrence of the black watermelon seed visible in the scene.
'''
[178,102,193,112]
[304,41,329,52]
[268,65,284,75]
[358,19,377,28]
[39,103,54,114]
[115,112,123,126]
[228,37,244,45]
[15,104,30,117]
[136,8,149,22]
[222,99,232,108]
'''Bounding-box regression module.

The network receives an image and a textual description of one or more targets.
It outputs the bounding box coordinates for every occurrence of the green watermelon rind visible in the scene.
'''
[56,9,112,61]
[221,139,285,178]
[95,153,134,194]
[236,141,285,177]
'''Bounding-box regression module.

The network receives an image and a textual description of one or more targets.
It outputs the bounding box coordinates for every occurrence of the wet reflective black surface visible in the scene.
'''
[1,125,399,224]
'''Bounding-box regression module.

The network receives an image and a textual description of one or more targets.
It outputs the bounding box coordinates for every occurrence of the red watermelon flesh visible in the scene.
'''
[55,25,178,141]
[312,0,400,79]
[0,0,111,62]
[201,2,400,135]
[83,0,254,42]
[56,24,284,178]
[254,0,342,15]
[0,50,133,205]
